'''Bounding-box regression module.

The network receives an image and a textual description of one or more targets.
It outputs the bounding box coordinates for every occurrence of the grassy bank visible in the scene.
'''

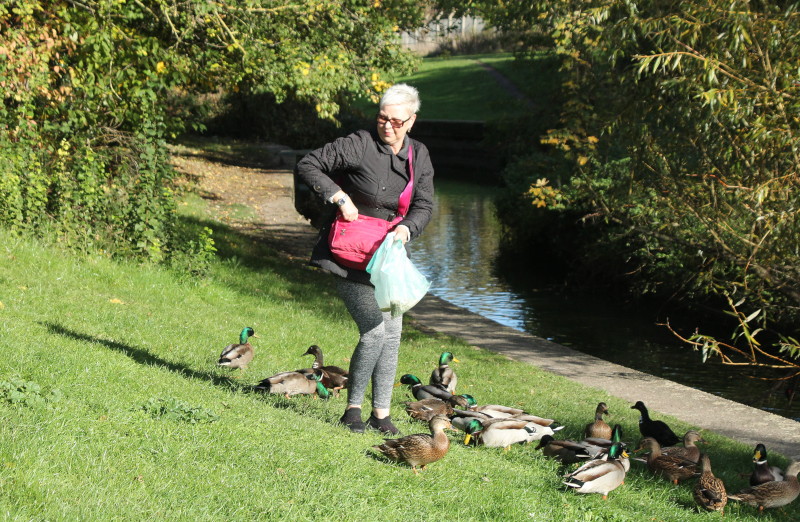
[0,192,797,520]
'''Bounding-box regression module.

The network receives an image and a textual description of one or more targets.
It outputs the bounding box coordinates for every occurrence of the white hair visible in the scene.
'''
[379,83,421,114]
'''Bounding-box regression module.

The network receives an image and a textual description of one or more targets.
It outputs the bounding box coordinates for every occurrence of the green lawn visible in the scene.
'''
[351,52,557,121]
[0,177,797,520]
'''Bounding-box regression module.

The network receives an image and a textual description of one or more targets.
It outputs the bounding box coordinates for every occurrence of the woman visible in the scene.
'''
[295,84,434,434]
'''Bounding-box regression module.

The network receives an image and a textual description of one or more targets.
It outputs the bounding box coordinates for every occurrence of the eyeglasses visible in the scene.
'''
[376,114,412,129]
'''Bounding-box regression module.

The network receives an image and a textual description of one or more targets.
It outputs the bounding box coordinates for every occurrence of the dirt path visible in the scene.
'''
[170,143,318,261]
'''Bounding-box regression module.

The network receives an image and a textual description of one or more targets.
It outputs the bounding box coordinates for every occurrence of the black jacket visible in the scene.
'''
[295,129,435,284]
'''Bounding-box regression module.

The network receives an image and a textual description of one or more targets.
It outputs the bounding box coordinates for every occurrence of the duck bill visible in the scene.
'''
[464,434,472,445]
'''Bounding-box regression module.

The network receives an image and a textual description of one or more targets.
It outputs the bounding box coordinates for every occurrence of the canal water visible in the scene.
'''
[410,178,800,422]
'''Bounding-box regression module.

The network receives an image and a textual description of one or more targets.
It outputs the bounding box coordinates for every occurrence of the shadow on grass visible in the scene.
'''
[176,213,344,324]
[44,321,351,425]
[43,322,247,393]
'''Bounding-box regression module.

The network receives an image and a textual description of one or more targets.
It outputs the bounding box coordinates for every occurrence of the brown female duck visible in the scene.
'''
[372,415,452,474]
[404,398,457,422]
[729,461,800,512]
[662,430,706,464]
[584,402,612,440]
[693,453,727,513]
[254,370,329,399]
[636,437,699,484]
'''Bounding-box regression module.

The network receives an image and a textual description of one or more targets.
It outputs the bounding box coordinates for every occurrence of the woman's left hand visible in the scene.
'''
[394,225,410,244]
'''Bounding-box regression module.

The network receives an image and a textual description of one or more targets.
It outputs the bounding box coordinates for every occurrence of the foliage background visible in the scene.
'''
[439,0,800,369]
[0,0,423,259]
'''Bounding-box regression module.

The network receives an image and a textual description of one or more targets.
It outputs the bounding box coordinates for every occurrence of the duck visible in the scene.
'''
[661,430,706,464]
[584,402,612,440]
[254,370,329,399]
[302,344,349,395]
[636,437,700,484]
[429,351,459,393]
[535,435,594,463]
[404,398,455,422]
[217,327,256,369]
[468,401,563,431]
[372,415,452,474]
[630,400,681,447]
[398,374,460,403]
[693,453,728,513]
[729,461,800,512]
[461,418,539,450]
[563,442,628,499]
[581,424,630,472]
[749,443,785,486]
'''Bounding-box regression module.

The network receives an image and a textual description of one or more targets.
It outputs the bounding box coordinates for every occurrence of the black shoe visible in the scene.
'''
[367,414,399,435]
[340,408,365,433]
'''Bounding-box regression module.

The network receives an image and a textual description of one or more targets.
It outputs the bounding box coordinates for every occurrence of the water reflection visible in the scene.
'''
[411,179,800,422]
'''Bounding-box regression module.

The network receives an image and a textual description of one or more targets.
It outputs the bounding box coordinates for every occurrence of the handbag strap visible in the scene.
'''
[397,145,414,216]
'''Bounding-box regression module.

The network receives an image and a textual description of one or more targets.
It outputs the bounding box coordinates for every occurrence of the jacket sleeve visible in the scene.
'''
[295,132,367,203]
[399,140,435,239]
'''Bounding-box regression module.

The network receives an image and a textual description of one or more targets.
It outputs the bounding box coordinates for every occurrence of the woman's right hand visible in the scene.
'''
[339,199,358,221]
[332,191,358,221]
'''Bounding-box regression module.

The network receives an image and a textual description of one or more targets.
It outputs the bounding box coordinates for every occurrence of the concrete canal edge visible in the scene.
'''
[407,293,800,460]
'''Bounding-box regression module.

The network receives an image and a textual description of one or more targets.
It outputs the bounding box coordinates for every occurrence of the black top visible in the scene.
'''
[295,129,435,284]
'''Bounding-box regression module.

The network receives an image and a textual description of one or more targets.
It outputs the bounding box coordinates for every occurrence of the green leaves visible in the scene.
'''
[137,397,219,424]
[0,378,62,408]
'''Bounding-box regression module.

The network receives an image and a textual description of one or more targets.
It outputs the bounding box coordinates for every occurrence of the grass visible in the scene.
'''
[352,52,555,121]
[1,177,798,520]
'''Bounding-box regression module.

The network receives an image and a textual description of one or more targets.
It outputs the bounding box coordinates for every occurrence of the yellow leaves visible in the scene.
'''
[156,61,167,74]
[109,298,125,305]
[373,0,381,7]
[578,156,589,166]
[527,179,562,208]
[0,301,4,310]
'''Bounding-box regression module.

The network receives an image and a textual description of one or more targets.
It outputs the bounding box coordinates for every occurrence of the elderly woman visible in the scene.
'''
[295,84,434,434]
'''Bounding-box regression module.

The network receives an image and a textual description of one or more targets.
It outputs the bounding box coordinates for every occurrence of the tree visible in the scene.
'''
[0,0,424,258]
[453,0,800,379]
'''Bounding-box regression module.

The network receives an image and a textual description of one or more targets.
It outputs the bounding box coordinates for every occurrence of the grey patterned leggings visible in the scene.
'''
[336,278,403,410]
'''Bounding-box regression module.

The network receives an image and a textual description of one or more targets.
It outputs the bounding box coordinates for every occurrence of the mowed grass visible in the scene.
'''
[0,197,798,520]
[352,53,550,121]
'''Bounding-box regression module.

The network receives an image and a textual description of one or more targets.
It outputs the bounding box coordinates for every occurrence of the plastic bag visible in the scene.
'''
[366,232,431,317]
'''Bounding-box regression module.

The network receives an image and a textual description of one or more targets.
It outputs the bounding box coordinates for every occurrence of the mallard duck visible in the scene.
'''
[581,424,630,472]
[729,461,800,511]
[563,442,628,499]
[218,327,256,369]
[404,398,455,422]
[397,374,456,402]
[584,402,612,439]
[535,435,593,463]
[749,443,785,486]
[372,415,452,474]
[630,400,681,447]
[302,344,349,395]
[461,418,538,450]
[636,437,699,484]
[693,453,728,513]
[468,401,563,431]
[661,430,706,464]
[429,351,459,393]
[254,370,329,399]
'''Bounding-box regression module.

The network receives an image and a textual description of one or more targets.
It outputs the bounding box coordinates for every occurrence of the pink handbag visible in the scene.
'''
[328,146,415,270]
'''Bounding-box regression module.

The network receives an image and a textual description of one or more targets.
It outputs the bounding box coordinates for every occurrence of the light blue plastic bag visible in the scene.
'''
[366,232,431,317]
